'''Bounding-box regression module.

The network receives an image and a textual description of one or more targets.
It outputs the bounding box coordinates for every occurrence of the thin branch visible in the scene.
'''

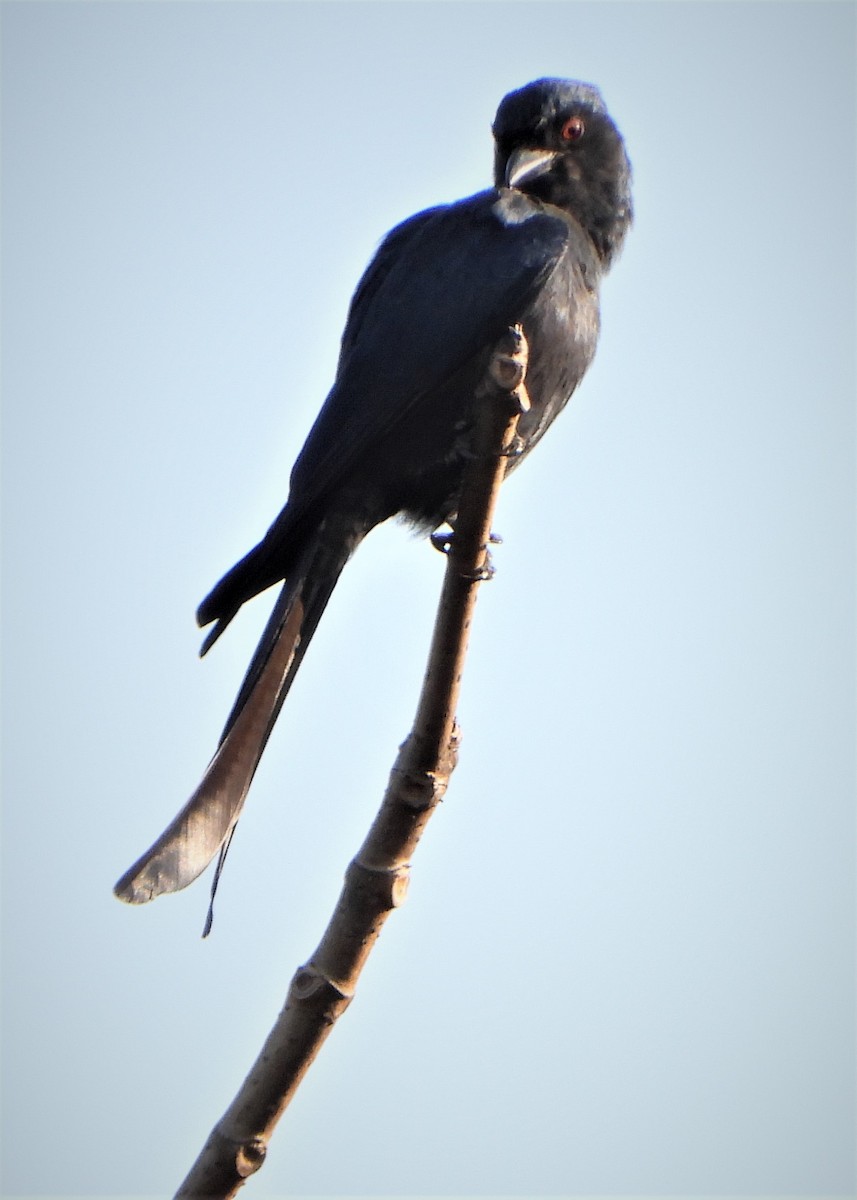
[174,326,530,1198]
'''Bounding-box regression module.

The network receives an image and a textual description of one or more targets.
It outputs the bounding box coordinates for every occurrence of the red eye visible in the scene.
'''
[561,115,585,142]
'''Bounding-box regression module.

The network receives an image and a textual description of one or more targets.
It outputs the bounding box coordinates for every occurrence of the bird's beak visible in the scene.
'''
[505,146,558,190]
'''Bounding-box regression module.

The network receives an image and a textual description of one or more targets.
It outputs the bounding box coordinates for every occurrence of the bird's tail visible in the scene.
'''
[113,523,355,914]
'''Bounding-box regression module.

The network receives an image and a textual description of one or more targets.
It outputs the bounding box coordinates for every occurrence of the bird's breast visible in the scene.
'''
[514,252,601,452]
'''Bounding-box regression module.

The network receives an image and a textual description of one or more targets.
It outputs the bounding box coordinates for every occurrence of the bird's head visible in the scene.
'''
[493,78,633,268]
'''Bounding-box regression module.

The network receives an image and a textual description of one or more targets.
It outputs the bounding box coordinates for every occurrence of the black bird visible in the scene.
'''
[115,78,632,915]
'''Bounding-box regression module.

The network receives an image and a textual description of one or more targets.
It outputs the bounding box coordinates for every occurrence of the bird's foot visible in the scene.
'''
[431,530,454,554]
[459,552,496,582]
[431,529,502,556]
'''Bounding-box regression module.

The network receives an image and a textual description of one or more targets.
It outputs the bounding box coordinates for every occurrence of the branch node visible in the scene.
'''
[345,859,411,908]
[290,965,349,1004]
[484,323,531,411]
[389,763,447,810]
[234,1138,266,1178]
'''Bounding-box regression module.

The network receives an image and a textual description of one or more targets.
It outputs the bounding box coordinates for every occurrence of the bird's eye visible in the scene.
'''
[561,116,585,142]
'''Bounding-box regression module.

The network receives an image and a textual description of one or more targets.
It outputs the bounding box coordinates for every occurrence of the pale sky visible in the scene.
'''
[2,3,855,1197]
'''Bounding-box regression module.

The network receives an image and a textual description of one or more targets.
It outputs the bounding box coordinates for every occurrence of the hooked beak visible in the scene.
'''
[505,146,558,190]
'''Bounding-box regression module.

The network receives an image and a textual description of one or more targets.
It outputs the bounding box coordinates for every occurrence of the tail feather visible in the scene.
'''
[195,506,308,648]
[113,528,353,908]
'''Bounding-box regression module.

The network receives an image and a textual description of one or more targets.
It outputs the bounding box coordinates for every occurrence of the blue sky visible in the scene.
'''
[2,3,855,1197]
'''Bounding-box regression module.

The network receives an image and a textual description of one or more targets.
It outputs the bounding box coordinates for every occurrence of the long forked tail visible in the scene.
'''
[113,527,353,909]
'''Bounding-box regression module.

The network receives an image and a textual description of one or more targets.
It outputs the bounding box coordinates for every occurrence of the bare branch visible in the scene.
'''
[175,326,530,1198]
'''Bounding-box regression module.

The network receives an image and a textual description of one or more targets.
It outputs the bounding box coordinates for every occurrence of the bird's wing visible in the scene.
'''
[286,189,575,512]
[196,190,580,639]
